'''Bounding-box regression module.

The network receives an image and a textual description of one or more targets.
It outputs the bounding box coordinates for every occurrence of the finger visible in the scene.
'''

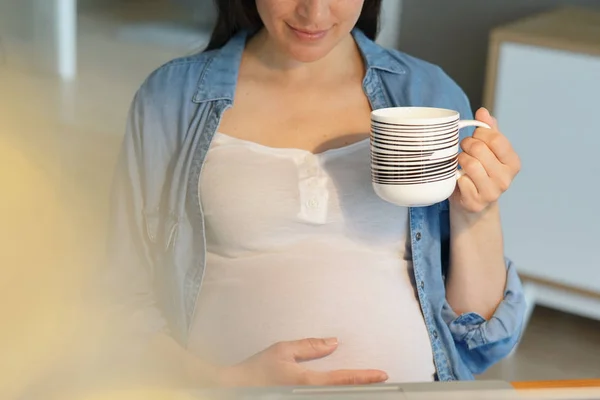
[460,137,505,180]
[456,152,499,212]
[281,338,338,362]
[455,174,487,214]
[304,369,389,386]
[457,152,497,199]
[474,107,498,131]
[456,168,478,203]
[472,126,520,170]
[462,137,514,193]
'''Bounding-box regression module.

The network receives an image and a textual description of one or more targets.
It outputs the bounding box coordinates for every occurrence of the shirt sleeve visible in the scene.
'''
[441,257,527,374]
[99,87,170,341]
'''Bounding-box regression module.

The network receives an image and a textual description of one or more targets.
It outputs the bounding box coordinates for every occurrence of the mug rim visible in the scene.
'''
[371,107,459,125]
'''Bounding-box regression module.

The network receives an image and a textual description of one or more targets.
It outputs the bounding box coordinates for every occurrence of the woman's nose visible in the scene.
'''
[296,0,330,24]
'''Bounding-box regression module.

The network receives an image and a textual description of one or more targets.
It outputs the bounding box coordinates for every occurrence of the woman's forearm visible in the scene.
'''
[445,201,507,320]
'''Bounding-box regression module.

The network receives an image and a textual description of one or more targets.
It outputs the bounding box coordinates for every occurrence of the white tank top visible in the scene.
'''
[188,132,436,383]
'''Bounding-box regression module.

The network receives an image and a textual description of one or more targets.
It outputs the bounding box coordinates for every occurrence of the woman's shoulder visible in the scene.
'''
[123,49,225,153]
[134,49,220,105]
[388,47,465,93]
[373,44,471,113]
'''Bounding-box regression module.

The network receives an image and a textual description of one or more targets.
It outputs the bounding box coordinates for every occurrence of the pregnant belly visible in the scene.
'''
[187,248,436,383]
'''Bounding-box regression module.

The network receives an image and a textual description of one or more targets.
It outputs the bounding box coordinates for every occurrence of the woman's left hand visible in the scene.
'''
[451,107,521,214]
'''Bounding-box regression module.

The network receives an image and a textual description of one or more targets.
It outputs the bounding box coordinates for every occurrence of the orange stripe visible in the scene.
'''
[512,379,600,390]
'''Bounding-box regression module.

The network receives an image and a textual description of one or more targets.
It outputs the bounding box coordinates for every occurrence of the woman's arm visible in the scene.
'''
[446,202,506,320]
[438,102,526,374]
[445,108,520,318]
[99,88,218,387]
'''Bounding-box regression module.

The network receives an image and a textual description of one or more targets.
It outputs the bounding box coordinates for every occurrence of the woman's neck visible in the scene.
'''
[243,29,365,85]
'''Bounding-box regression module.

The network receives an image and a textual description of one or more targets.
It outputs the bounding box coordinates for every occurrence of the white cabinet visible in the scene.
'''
[483,7,600,324]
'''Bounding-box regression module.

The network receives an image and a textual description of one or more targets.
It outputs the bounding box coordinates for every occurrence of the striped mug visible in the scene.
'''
[370,107,490,207]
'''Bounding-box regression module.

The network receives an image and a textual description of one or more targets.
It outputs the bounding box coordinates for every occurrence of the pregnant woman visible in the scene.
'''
[106,0,526,387]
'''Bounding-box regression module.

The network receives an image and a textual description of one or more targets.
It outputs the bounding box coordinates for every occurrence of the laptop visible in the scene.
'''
[194,380,516,400]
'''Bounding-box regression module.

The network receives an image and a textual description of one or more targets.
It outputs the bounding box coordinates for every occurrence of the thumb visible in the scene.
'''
[475,107,498,130]
[289,338,339,362]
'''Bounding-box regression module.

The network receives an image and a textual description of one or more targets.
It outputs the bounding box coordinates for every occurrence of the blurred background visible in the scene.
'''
[1,0,599,398]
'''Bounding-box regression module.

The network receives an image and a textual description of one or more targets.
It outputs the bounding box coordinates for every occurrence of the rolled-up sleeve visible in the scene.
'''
[441,257,526,374]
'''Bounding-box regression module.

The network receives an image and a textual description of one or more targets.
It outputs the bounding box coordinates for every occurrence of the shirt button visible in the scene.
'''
[415,232,422,241]
[433,330,439,339]
[420,281,425,290]
[307,199,319,209]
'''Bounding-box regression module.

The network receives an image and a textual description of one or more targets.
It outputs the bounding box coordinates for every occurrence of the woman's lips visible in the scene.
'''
[288,25,329,41]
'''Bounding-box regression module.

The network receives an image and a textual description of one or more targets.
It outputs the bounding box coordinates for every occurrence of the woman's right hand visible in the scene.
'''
[216,338,388,387]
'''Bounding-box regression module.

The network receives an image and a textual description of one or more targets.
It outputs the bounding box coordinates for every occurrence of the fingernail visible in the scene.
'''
[324,337,338,346]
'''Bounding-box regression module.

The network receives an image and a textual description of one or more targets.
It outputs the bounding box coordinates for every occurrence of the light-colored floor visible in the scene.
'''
[1,4,599,398]
[479,306,600,381]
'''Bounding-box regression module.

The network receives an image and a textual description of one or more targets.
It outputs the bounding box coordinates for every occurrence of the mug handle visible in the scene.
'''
[455,120,492,180]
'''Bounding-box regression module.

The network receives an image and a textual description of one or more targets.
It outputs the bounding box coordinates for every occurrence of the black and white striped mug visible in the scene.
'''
[370,107,490,207]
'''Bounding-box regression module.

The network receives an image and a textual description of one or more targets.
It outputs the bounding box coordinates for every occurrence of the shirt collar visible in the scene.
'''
[352,28,406,75]
[193,28,405,104]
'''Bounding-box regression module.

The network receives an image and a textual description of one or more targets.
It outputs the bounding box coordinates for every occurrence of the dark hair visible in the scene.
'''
[205,0,382,51]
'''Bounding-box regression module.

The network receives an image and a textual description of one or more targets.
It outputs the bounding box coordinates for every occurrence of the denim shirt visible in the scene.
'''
[106,28,526,382]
